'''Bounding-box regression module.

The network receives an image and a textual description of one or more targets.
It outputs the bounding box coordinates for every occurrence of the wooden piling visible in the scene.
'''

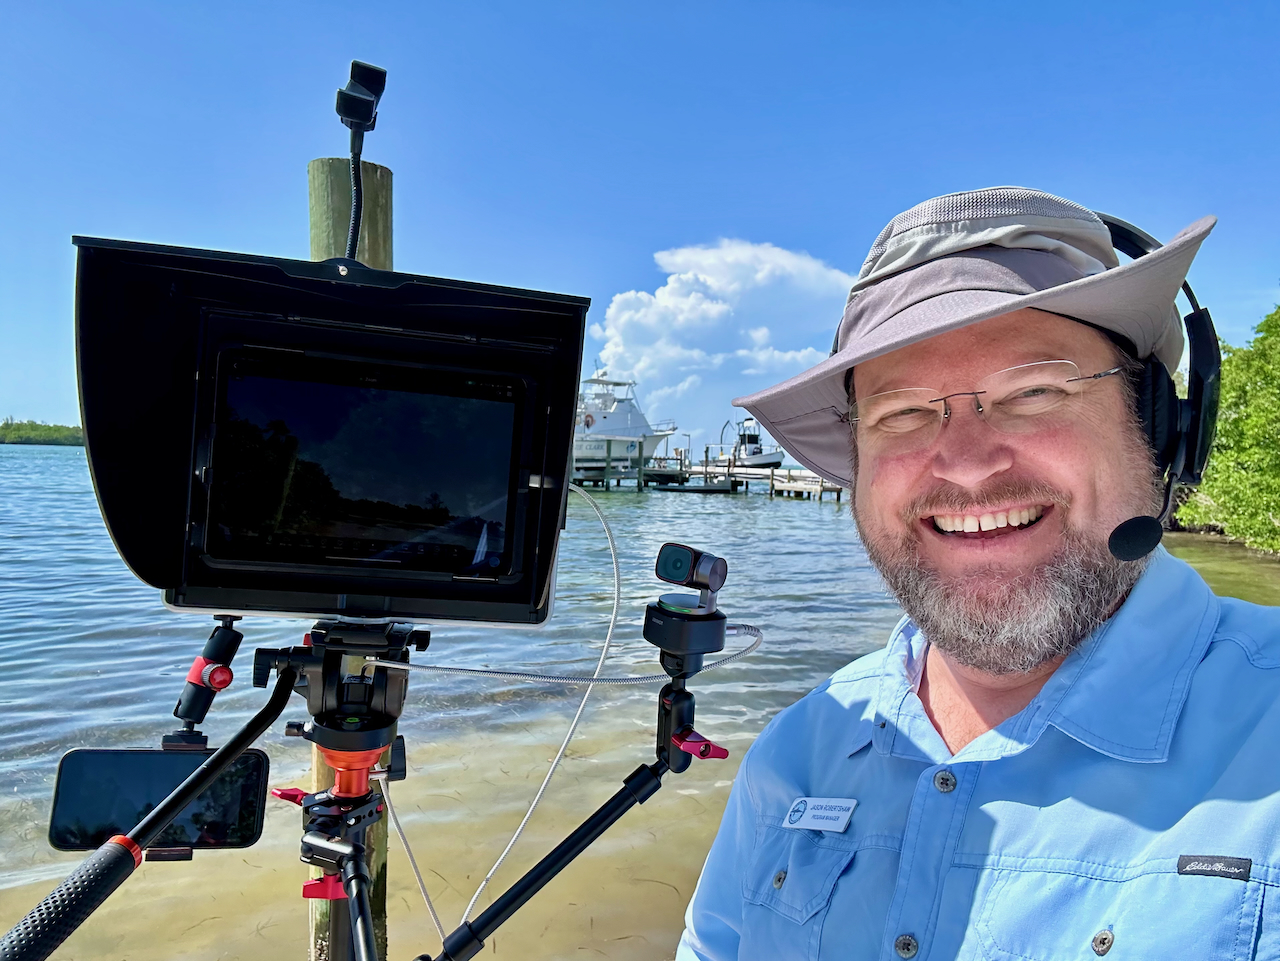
[308,157,393,961]
[309,158,393,269]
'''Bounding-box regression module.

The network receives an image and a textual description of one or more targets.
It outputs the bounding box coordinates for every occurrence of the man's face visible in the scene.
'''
[851,308,1161,674]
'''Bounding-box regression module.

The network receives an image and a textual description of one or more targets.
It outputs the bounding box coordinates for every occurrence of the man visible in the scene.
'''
[676,187,1280,960]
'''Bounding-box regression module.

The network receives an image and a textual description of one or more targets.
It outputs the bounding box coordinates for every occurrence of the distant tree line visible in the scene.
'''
[1177,304,1280,552]
[0,418,83,446]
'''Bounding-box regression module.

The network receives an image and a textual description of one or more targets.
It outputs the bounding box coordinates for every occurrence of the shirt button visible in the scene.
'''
[772,869,787,889]
[1092,930,1115,955]
[933,769,957,793]
[894,934,919,958]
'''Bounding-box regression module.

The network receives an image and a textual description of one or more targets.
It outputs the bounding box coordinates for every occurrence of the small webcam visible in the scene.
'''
[654,543,728,593]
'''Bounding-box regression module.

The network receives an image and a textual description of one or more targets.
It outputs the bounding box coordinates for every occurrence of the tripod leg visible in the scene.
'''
[326,897,353,961]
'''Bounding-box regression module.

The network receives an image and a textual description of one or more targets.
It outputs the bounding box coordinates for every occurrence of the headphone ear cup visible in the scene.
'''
[1134,359,1179,474]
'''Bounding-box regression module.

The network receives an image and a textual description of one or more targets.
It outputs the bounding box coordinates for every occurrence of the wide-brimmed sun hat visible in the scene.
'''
[733,186,1215,488]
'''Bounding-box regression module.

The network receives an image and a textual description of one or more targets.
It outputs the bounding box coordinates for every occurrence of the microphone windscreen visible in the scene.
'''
[1108,516,1164,561]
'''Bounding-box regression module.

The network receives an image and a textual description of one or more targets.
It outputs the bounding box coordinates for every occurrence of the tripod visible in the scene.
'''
[255,620,423,961]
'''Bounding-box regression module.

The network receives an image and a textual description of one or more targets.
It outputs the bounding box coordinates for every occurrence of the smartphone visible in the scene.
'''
[48,748,270,851]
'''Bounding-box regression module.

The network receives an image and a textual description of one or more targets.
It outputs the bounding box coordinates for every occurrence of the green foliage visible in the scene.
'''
[1178,306,1280,552]
[0,418,84,446]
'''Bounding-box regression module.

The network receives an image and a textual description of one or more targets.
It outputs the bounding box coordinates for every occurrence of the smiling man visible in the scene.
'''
[676,188,1280,960]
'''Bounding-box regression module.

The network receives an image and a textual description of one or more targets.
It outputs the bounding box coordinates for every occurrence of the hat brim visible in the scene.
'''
[734,215,1215,488]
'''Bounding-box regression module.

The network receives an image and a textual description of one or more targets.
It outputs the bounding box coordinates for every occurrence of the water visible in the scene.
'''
[0,445,900,959]
[3,445,1278,960]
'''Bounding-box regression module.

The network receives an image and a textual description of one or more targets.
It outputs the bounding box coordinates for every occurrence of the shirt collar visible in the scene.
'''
[870,548,1221,764]
[1035,547,1220,762]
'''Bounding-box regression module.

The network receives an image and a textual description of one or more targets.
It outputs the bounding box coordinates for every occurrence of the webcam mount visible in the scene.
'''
[334,60,388,261]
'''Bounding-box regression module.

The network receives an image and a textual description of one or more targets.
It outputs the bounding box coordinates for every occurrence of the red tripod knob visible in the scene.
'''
[303,874,346,900]
[672,729,729,760]
[271,787,307,806]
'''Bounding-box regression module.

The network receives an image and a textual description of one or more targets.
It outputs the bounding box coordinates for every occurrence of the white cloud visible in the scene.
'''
[734,345,828,377]
[591,239,853,445]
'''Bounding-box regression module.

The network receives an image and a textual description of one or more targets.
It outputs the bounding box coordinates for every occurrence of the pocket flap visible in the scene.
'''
[742,825,856,924]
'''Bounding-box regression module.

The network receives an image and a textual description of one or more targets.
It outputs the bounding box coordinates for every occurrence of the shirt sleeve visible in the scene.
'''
[675,755,758,961]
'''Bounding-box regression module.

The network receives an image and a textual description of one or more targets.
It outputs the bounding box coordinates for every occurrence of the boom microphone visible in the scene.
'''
[1108,515,1164,562]
[1107,477,1177,562]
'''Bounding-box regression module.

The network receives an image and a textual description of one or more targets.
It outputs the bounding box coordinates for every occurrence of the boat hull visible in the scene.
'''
[573,431,673,465]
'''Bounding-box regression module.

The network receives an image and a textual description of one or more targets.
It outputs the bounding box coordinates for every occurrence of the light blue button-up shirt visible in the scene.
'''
[677,548,1280,960]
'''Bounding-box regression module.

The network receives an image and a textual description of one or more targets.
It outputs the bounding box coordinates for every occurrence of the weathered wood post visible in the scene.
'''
[769,468,776,497]
[604,439,612,489]
[636,439,645,492]
[308,155,393,961]
[310,158,393,269]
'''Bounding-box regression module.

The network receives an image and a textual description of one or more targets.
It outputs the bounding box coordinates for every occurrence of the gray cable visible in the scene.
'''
[369,770,446,942]
[460,483,621,923]
[358,483,764,934]
[362,626,761,687]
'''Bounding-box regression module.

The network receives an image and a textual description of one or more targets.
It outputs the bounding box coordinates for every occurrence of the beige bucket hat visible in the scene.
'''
[733,186,1215,488]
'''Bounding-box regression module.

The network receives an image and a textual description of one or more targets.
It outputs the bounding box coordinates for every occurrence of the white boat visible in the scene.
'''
[573,372,677,468]
[714,416,786,469]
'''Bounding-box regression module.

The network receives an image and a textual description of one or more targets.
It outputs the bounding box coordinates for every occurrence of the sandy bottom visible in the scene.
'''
[0,702,745,960]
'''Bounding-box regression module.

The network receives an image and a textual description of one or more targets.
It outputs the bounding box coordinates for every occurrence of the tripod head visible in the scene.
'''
[256,621,425,795]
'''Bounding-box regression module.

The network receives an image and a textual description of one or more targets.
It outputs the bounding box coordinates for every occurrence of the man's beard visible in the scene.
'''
[855,482,1152,676]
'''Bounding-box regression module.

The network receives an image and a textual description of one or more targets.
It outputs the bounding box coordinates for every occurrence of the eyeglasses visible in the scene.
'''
[850,360,1124,453]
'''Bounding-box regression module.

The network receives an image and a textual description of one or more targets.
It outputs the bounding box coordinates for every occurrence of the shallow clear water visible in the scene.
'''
[3,445,1278,959]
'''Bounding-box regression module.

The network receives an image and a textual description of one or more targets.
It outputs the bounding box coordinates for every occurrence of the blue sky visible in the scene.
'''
[2,1,1278,446]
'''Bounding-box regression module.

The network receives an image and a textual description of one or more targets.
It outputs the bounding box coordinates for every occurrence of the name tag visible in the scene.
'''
[783,797,857,833]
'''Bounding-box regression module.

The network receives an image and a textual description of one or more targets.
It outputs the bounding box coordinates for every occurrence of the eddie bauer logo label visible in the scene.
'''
[1177,855,1252,880]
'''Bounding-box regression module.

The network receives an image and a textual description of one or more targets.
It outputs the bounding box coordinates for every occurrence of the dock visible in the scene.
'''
[571,442,844,502]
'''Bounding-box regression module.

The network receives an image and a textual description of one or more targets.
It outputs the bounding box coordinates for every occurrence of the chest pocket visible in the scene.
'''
[975,867,1264,961]
[741,823,856,961]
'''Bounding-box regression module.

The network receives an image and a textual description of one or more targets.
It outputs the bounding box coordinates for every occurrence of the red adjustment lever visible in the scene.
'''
[303,874,346,900]
[672,729,729,760]
[271,787,307,805]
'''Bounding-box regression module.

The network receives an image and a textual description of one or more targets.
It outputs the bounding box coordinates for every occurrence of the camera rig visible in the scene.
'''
[0,61,762,961]
[0,543,758,961]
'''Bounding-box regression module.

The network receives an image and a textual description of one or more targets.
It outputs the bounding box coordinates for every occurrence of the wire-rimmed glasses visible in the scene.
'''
[850,361,1124,453]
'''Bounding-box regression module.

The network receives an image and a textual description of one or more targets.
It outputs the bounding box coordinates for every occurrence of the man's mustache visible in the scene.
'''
[900,479,1072,523]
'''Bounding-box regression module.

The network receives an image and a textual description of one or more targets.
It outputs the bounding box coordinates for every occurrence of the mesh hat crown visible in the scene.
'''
[734,185,1215,488]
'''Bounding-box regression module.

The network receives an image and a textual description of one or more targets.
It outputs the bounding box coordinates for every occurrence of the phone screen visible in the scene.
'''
[48,749,269,851]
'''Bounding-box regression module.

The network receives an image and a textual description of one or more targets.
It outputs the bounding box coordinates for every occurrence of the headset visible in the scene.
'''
[1096,214,1222,559]
[1098,215,1221,488]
